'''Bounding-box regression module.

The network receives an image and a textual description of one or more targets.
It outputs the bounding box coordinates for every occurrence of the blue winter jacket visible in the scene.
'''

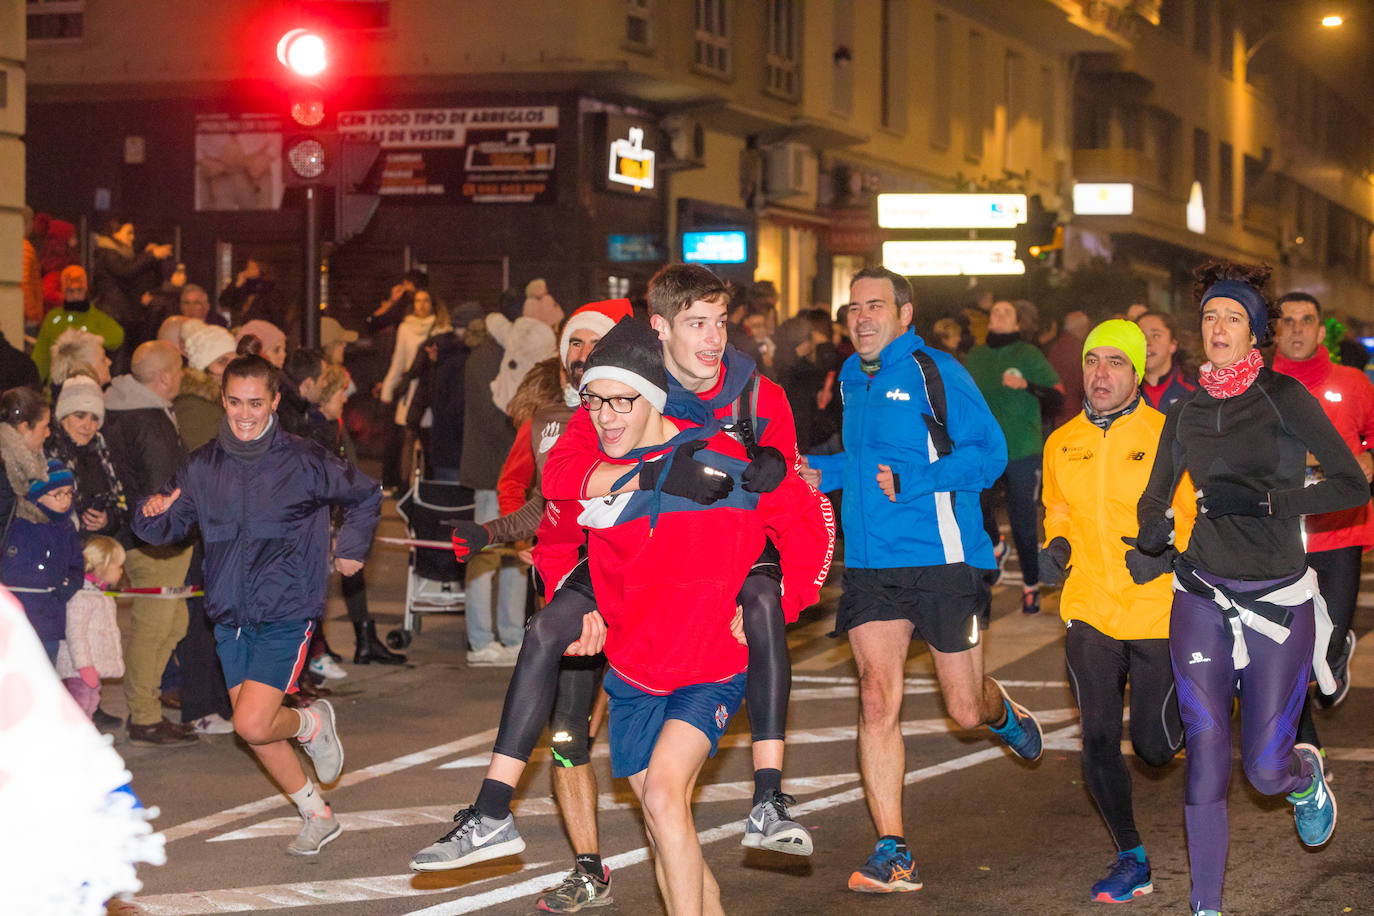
[808,330,1006,570]
[132,420,381,627]
[2,509,84,642]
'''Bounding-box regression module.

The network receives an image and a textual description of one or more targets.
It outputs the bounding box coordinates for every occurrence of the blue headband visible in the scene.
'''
[1200,279,1268,341]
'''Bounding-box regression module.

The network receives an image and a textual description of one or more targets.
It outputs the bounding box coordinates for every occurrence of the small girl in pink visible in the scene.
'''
[55,536,125,717]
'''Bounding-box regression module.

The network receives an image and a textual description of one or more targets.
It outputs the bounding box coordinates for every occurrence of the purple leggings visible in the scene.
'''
[1169,573,1316,912]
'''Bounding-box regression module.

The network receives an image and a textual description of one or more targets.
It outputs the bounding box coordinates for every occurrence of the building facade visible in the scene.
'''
[19,0,1374,336]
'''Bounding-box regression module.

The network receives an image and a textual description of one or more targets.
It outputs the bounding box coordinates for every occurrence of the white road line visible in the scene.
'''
[791,674,1069,688]
[403,723,1083,916]
[131,860,554,915]
[159,728,498,843]
[209,774,863,841]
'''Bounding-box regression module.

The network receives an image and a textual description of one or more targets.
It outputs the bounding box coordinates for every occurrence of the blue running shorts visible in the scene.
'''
[214,618,315,693]
[603,669,747,778]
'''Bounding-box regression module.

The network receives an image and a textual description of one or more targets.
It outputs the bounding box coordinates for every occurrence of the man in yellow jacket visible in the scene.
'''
[1040,319,1195,904]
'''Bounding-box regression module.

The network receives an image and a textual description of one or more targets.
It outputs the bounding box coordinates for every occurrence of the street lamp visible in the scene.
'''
[1244,13,1343,66]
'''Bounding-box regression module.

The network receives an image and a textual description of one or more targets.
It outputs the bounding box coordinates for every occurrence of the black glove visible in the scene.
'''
[1134,513,1174,556]
[742,445,787,493]
[1198,481,1271,518]
[640,439,734,505]
[1038,536,1072,587]
[447,519,492,561]
[1122,536,1178,584]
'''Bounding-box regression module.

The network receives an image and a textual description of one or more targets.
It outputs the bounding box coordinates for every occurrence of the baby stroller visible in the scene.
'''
[389,474,476,649]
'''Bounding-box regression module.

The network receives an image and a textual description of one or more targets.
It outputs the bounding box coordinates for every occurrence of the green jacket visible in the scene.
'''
[33,304,125,381]
[964,339,1059,461]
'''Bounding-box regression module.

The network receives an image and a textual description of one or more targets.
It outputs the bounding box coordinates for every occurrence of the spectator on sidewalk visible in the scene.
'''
[44,375,127,538]
[33,266,124,384]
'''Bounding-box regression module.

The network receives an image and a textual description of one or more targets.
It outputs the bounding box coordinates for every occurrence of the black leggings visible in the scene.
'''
[1064,620,1183,852]
[490,568,791,761]
[549,655,603,768]
[1296,545,1361,747]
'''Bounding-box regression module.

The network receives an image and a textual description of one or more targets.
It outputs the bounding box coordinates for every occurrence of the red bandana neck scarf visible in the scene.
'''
[1199,348,1264,399]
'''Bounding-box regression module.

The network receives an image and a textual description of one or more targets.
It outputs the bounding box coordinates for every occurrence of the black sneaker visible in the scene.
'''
[1021,589,1040,615]
[92,708,124,732]
[1315,630,1356,710]
[537,865,613,912]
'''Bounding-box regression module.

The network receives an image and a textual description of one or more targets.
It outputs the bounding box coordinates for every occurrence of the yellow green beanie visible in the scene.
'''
[1082,319,1146,379]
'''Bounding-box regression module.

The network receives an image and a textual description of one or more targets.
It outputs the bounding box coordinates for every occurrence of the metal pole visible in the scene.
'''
[302,185,320,349]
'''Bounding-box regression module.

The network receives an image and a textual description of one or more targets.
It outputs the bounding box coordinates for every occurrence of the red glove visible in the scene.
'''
[79,666,100,688]
[451,520,493,561]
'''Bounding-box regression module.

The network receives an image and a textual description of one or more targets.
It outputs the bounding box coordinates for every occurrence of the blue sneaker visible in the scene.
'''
[1193,909,1220,916]
[1090,850,1152,902]
[847,838,921,893]
[988,679,1043,761]
[1288,743,1336,847]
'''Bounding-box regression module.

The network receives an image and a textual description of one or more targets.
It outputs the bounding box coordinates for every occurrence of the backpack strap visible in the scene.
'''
[728,371,762,454]
[912,350,953,457]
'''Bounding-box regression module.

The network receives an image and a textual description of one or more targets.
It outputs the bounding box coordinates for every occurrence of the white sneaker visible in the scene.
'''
[496,643,522,666]
[192,713,235,735]
[310,655,348,680]
[466,643,506,667]
[286,808,342,856]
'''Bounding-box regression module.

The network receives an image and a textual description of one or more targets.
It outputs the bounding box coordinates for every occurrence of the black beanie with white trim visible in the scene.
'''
[579,316,668,412]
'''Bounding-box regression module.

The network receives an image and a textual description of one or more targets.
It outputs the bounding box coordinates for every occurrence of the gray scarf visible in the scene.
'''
[216,413,276,463]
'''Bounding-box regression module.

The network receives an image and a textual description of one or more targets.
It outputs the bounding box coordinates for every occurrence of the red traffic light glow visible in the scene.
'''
[277,28,327,78]
[286,137,328,179]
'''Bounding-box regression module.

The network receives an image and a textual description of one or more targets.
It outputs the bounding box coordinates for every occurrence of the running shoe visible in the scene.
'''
[191,713,235,735]
[299,699,344,784]
[466,643,508,667]
[848,838,921,893]
[286,808,341,856]
[741,790,813,856]
[1315,630,1356,710]
[1288,743,1336,847]
[988,679,1043,761]
[309,654,348,680]
[1090,851,1153,902]
[988,537,1009,586]
[537,865,613,912]
[409,805,526,871]
[1193,909,1221,916]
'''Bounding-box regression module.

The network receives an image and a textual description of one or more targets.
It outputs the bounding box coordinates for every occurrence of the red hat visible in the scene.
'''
[559,299,633,366]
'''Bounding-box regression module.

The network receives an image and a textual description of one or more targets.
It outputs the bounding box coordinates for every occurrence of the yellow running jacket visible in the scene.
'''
[1042,403,1195,641]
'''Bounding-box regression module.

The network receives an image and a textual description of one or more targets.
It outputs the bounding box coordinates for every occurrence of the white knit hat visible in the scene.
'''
[54,375,105,423]
[183,324,237,372]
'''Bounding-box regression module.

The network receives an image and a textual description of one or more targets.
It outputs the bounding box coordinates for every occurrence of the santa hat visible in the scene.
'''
[580,317,668,412]
[559,299,633,367]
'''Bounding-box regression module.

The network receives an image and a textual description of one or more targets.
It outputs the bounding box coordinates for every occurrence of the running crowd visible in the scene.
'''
[4,240,1367,915]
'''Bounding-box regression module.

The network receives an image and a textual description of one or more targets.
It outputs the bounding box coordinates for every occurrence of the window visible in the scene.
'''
[1217,1,1235,77]
[625,0,653,50]
[965,30,985,159]
[1040,65,1056,151]
[1218,140,1234,219]
[880,0,908,132]
[694,0,732,77]
[1147,110,1179,192]
[931,14,952,148]
[765,0,799,99]
[1003,51,1024,168]
[1193,0,1212,58]
[1193,127,1210,192]
[831,0,854,116]
[26,0,84,41]
[1158,0,1184,33]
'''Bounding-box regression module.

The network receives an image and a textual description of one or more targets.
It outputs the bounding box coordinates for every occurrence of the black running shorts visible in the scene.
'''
[833,563,989,653]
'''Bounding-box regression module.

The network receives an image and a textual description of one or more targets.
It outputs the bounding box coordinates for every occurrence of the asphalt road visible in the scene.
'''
[113,501,1374,916]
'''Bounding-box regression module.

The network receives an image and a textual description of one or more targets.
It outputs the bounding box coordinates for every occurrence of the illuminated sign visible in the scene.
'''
[607,234,662,262]
[608,126,656,191]
[1073,183,1134,215]
[877,193,1027,229]
[882,240,1025,276]
[683,231,747,264]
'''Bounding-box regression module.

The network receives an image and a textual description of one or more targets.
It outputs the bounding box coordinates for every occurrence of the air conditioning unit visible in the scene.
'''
[765,142,817,201]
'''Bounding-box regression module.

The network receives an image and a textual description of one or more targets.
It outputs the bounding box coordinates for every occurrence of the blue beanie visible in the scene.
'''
[1200,279,1269,342]
[27,459,75,501]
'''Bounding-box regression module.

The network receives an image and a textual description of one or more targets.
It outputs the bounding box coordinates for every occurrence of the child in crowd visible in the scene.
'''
[1,459,83,664]
[56,536,126,717]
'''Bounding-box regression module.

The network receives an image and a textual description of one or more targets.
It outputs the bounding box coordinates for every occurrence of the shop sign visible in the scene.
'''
[607,234,662,262]
[608,126,656,192]
[1073,183,1134,215]
[683,230,748,264]
[882,240,1024,276]
[876,193,1027,229]
[339,106,558,204]
[825,207,881,254]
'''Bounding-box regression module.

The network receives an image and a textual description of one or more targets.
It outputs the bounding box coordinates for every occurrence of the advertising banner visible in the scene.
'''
[194,114,284,211]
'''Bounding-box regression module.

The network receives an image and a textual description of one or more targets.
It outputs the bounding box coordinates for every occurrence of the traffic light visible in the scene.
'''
[1015,194,1060,263]
[278,28,334,188]
[335,139,381,244]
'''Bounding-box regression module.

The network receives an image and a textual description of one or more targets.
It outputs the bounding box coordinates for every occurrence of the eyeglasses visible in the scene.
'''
[580,391,642,414]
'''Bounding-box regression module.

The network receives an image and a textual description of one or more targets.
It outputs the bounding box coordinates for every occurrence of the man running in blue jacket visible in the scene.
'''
[806,266,1043,893]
